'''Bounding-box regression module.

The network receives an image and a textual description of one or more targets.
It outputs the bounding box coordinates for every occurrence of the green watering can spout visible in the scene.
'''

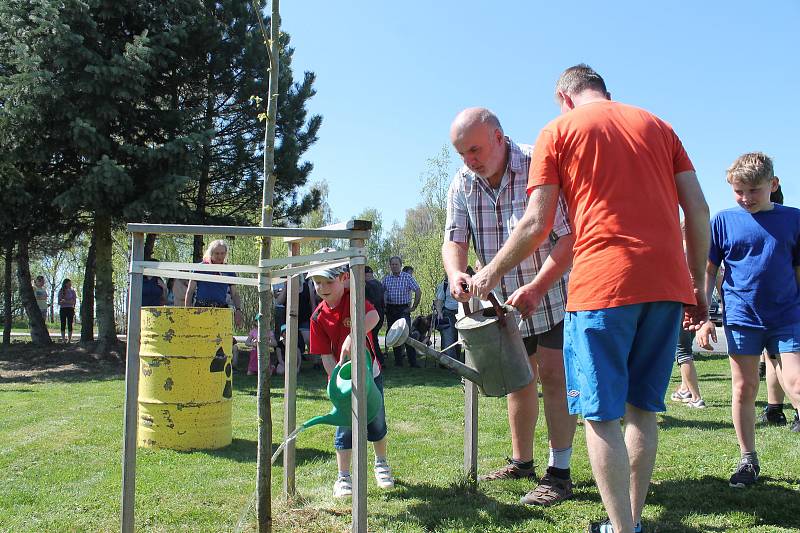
[302,356,383,429]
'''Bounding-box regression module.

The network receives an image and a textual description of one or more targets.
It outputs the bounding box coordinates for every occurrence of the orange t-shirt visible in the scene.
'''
[528,101,695,311]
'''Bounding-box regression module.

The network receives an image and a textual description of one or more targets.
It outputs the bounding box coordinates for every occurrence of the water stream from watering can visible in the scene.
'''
[233,426,306,533]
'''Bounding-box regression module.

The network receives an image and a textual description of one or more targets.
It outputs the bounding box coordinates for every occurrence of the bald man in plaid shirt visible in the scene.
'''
[443,107,578,506]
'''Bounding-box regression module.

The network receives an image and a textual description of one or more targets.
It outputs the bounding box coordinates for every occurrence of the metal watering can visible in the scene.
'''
[302,355,384,428]
[386,294,533,397]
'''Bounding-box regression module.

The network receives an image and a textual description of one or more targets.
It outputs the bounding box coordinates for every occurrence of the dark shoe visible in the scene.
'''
[757,405,787,426]
[409,363,421,368]
[478,457,536,481]
[587,519,642,533]
[791,413,800,433]
[729,459,760,488]
[520,472,573,506]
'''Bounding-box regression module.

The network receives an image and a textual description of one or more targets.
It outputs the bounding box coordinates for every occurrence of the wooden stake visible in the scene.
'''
[348,239,368,532]
[283,243,300,496]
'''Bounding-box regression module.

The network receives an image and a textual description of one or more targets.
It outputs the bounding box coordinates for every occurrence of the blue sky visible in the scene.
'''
[280,1,800,229]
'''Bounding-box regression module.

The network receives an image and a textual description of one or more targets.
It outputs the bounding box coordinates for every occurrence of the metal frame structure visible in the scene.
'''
[120,220,372,532]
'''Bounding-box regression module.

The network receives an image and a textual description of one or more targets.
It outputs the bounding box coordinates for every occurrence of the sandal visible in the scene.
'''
[520,472,573,506]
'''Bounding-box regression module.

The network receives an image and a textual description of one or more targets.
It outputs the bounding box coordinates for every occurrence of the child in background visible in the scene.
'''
[698,152,800,488]
[308,259,394,498]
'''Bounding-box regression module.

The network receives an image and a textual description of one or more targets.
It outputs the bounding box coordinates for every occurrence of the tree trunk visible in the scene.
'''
[15,237,51,345]
[144,233,157,260]
[3,241,13,346]
[94,214,119,350]
[80,232,97,342]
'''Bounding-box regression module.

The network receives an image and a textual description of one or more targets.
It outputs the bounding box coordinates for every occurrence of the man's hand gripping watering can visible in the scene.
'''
[302,355,384,429]
[385,293,533,397]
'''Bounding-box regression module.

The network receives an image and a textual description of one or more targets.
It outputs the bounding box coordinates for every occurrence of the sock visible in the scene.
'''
[766,403,785,412]
[510,458,534,470]
[634,521,642,533]
[548,446,573,470]
[375,456,388,466]
[338,471,350,479]
[741,451,759,465]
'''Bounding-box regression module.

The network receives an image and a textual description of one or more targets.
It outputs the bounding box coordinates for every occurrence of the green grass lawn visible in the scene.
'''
[1,349,798,532]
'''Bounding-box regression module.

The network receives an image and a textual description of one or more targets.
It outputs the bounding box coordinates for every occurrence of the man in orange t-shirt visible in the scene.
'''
[470,65,711,533]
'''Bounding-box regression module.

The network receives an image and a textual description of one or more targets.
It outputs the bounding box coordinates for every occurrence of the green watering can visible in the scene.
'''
[302,355,383,428]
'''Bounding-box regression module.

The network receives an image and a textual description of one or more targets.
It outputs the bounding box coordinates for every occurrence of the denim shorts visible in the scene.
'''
[564,301,682,421]
[334,373,388,450]
[724,323,800,356]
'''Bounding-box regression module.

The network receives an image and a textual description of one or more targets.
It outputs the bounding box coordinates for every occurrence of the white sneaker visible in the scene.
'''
[686,398,706,409]
[374,461,395,489]
[333,475,352,498]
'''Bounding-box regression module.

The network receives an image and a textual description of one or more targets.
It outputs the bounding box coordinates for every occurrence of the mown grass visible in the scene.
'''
[1,350,798,532]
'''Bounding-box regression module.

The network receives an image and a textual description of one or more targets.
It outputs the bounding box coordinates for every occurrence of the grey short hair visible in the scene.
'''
[555,64,609,99]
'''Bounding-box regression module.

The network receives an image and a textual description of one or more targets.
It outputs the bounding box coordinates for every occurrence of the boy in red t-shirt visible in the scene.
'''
[308,261,394,499]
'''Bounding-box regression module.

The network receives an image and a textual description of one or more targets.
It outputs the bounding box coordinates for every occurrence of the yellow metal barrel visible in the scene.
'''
[137,307,233,450]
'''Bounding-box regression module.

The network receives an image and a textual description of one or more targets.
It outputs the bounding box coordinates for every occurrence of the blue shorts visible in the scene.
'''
[724,323,800,356]
[334,373,388,450]
[564,301,682,421]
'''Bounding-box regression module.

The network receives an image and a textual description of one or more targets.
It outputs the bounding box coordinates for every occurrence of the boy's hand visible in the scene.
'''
[340,334,352,362]
[695,320,717,350]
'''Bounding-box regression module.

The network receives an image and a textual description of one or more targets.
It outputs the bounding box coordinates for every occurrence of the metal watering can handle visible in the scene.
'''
[487,293,508,328]
[459,286,507,329]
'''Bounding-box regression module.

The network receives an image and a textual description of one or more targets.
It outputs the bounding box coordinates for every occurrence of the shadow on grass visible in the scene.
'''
[378,478,553,531]
[198,437,334,465]
[657,414,733,431]
[649,475,800,531]
[0,341,124,384]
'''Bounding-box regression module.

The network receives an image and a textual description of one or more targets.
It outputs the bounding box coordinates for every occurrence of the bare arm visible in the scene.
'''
[506,233,575,318]
[675,170,711,306]
[321,354,336,376]
[340,309,380,361]
[157,279,167,305]
[410,286,421,312]
[184,280,196,306]
[470,184,560,299]
[442,240,471,302]
[230,285,244,328]
[696,261,719,349]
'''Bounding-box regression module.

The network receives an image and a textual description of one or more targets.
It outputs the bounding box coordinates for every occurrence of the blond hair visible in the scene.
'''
[203,239,229,263]
[726,152,774,186]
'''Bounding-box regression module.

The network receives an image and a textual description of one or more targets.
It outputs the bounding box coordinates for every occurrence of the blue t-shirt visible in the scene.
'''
[194,271,235,305]
[709,204,800,328]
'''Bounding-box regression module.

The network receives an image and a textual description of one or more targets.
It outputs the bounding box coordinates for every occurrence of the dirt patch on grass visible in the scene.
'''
[0,341,125,383]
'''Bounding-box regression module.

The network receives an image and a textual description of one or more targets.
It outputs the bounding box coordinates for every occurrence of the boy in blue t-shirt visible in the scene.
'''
[698,152,800,488]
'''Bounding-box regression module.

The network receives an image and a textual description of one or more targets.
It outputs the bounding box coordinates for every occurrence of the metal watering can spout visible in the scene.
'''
[385,318,482,385]
[302,356,383,429]
[387,293,534,398]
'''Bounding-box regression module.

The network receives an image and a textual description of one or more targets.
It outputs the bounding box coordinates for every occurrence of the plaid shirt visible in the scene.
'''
[382,272,420,305]
[444,138,571,336]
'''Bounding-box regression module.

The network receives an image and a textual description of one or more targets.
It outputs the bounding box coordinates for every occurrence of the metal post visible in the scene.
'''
[121,232,145,532]
[283,243,300,496]
[348,239,368,532]
[464,380,478,489]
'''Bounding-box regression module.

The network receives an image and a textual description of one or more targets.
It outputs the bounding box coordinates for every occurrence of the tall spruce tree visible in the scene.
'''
[176,1,322,260]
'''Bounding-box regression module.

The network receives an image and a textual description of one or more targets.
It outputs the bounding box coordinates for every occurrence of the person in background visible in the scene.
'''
[58,278,77,343]
[402,265,414,276]
[184,239,243,328]
[756,183,800,432]
[382,256,422,367]
[434,273,461,362]
[33,275,48,320]
[141,257,167,306]
[364,266,386,365]
[167,278,188,306]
